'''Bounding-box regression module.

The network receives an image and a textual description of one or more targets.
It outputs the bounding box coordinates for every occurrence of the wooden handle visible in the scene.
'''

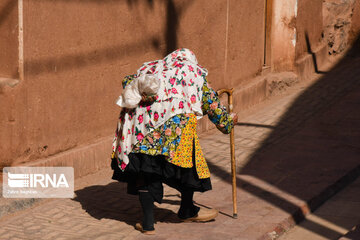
[217,88,234,113]
[217,88,237,218]
[217,88,234,97]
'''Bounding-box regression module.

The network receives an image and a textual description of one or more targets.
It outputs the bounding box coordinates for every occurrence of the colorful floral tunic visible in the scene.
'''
[112,49,208,168]
[112,75,234,178]
[111,48,234,179]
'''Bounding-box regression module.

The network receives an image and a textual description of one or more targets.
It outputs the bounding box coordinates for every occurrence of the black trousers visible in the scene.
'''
[138,183,200,231]
[111,143,211,230]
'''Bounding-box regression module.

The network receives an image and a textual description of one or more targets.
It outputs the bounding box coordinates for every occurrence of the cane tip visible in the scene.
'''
[233,213,238,219]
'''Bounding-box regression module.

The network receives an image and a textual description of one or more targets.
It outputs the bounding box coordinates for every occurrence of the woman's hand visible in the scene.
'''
[230,113,238,125]
[216,112,238,134]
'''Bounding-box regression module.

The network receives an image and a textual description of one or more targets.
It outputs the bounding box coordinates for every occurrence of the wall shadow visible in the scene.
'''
[164,0,178,55]
[163,0,193,55]
[0,0,16,27]
[22,36,160,76]
[20,0,195,77]
[305,32,328,74]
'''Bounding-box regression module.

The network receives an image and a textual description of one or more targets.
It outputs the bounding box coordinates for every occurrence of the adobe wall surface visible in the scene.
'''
[0,0,18,79]
[2,0,349,169]
[0,1,266,166]
[173,0,228,90]
[295,0,324,59]
[225,0,265,87]
[323,0,358,55]
[350,0,360,43]
[271,0,297,72]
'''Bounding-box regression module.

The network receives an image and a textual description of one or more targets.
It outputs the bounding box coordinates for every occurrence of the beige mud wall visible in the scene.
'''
[295,0,324,59]
[323,0,358,55]
[226,0,266,87]
[350,0,360,43]
[270,0,325,74]
[0,0,20,170]
[0,0,19,79]
[0,0,266,166]
[271,0,297,71]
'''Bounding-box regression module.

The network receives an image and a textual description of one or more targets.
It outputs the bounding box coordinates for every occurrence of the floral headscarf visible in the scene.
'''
[113,48,208,170]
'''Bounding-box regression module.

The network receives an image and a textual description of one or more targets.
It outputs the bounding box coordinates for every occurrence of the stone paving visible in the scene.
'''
[279,177,360,240]
[339,224,360,240]
[0,54,360,239]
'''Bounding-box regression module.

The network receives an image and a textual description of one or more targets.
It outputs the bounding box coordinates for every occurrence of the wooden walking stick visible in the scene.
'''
[217,88,237,219]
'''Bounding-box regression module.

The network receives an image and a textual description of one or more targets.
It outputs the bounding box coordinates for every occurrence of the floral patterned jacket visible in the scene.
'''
[112,74,234,166]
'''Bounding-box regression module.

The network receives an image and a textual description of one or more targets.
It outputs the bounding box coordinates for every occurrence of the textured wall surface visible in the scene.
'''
[0,0,339,167]
[296,0,324,59]
[0,0,266,166]
[0,0,18,79]
[271,0,297,71]
[323,0,357,55]
[350,0,360,43]
[226,0,265,87]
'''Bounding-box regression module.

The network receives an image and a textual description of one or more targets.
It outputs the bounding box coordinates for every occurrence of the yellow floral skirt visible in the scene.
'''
[170,114,210,179]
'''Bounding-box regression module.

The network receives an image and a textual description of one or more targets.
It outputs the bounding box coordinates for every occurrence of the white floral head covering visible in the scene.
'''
[113,48,208,170]
[164,48,205,70]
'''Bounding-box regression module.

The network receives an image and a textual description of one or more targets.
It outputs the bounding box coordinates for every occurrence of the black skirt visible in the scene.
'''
[111,152,212,203]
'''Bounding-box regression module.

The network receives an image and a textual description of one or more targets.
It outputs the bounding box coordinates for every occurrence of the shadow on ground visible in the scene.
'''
[72,36,360,238]
[73,182,182,228]
[208,34,360,239]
